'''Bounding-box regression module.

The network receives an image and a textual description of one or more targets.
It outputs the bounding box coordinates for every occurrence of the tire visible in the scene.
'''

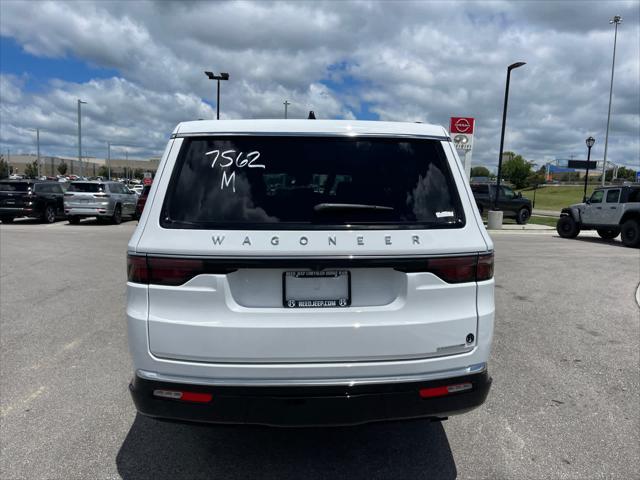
[556,215,580,239]
[42,205,56,224]
[620,220,640,248]
[0,216,14,224]
[68,216,80,225]
[596,227,620,240]
[111,205,122,225]
[516,207,531,225]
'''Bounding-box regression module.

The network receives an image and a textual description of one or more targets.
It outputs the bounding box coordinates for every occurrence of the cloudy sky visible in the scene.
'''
[1,0,638,170]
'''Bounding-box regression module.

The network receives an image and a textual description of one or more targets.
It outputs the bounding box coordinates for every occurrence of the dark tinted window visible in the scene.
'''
[605,189,620,203]
[0,182,30,192]
[162,136,464,230]
[471,184,488,194]
[68,183,104,193]
[627,188,640,203]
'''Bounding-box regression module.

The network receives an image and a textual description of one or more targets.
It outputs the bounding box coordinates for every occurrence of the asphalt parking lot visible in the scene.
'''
[1,220,638,480]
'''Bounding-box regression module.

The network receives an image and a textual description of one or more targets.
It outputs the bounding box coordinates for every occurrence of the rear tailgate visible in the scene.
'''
[136,135,490,364]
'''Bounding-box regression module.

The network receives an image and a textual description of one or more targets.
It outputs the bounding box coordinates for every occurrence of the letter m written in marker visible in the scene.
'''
[212,235,225,245]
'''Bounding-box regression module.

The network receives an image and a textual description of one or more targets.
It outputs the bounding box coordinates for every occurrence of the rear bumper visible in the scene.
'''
[64,206,114,217]
[0,207,39,218]
[129,370,491,427]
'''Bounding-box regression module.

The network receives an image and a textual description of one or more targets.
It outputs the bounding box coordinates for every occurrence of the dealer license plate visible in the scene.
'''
[283,270,351,308]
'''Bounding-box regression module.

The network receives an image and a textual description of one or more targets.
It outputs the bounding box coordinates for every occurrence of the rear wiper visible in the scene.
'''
[313,203,394,212]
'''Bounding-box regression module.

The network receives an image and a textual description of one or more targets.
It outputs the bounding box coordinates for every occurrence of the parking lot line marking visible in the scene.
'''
[0,386,46,418]
[636,283,640,308]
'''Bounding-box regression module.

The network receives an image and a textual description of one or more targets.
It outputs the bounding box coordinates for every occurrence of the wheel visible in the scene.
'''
[620,219,640,248]
[42,205,56,224]
[111,205,122,225]
[68,216,80,225]
[0,216,14,224]
[516,207,531,225]
[596,227,620,240]
[556,216,580,239]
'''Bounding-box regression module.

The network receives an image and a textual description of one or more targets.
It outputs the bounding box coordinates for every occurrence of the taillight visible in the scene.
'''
[419,382,472,398]
[427,256,477,283]
[395,253,494,283]
[127,255,235,286]
[127,255,148,283]
[153,389,213,403]
[476,252,494,281]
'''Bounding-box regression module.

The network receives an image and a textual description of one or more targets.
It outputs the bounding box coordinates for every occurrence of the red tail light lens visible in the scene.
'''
[395,253,494,283]
[476,253,494,281]
[127,255,236,286]
[419,382,472,398]
[427,256,477,283]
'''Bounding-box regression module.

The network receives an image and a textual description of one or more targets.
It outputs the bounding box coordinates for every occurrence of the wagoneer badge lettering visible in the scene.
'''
[211,234,424,247]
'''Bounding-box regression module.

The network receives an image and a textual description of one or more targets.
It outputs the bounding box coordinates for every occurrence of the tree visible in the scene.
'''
[617,166,638,181]
[134,168,145,180]
[98,165,109,178]
[501,152,534,189]
[0,155,8,179]
[470,166,491,178]
[57,161,68,175]
[24,160,39,178]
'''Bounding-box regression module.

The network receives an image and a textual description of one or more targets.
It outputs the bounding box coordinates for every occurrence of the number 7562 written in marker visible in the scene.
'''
[206,149,264,192]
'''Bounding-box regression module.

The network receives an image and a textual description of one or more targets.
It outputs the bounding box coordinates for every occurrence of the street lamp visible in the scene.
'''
[493,62,526,214]
[204,71,229,120]
[284,100,290,119]
[584,136,595,202]
[602,15,622,186]
[77,99,87,177]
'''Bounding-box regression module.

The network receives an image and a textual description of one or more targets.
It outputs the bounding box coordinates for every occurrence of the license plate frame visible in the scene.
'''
[282,270,351,308]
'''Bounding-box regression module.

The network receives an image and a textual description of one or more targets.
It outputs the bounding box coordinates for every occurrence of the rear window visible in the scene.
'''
[161,136,464,230]
[67,183,105,193]
[0,182,30,192]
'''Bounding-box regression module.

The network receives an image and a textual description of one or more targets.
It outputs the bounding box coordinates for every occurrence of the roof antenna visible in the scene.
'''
[307,111,316,119]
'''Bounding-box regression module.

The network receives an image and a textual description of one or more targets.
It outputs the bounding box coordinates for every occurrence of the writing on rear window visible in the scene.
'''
[206,150,264,192]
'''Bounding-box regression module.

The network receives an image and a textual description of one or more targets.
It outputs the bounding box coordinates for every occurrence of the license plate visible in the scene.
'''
[283,270,351,308]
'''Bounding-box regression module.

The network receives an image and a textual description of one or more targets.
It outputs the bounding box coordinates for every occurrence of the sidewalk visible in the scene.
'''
[533,208,560,217]
[484,222,554,231]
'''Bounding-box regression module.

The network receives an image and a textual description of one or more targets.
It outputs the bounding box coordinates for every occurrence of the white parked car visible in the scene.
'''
[127,120,495,426]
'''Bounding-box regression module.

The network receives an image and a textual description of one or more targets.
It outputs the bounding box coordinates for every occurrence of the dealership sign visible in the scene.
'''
[450,117,475,178]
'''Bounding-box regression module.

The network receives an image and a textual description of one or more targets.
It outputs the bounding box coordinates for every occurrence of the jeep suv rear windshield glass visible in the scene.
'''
[67,183,104,193]
[162,136,464,230]
[0,182,30,192]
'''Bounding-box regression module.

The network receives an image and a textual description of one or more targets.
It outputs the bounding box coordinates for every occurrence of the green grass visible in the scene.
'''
[518,185,595,211]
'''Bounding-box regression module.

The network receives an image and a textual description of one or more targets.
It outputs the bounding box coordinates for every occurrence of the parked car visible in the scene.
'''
[131,184,144,195]
[126,119,495,426]
[557,185,640,247]
[0,180,65,223]
[64,181,137,224]
[470,183,532,224]
[134,184,150,220]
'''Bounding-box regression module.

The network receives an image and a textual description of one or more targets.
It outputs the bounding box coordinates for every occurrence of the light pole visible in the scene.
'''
[204,71,229,119]
[77,99,87,177]
[107,142,111,180]
[284,100,290,119]
[602,15,622,186]
[494,61,526,213]
[583,136,595,202]
[31,128,41,177]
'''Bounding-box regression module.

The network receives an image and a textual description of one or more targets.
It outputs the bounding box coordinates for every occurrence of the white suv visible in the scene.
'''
[127,120,495,426]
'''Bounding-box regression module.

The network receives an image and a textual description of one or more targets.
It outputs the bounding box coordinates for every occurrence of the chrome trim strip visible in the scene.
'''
[172,131,451,142]
[136,362,486,387]
[134,252,493,260]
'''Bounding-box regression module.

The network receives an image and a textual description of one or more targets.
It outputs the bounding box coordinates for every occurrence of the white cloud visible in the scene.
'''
[0,0,638,170]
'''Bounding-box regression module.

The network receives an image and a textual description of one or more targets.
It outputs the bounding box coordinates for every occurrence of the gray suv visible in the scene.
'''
[557,185,640,248]
[64,181,137,224]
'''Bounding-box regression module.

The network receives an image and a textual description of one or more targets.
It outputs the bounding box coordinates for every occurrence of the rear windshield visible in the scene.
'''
[0,182,30,192]
[162,136,464,230]
[67,183,105,193]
